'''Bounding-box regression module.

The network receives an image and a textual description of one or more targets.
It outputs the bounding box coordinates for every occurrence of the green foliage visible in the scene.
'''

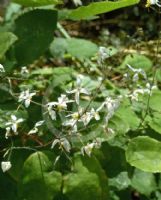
[0,32,17,60]
[131,169,157,196]
[50,37,98,59]
[68,0,140,20]
[63,154,109,200]
[14,9,58,65]
[19,152,62,200]
[126,136,161,172]
[149,91,161,112]
[120,54,153,71]
[13,0,62,7]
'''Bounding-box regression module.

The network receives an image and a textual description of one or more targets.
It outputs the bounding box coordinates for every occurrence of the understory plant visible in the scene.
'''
[0,0,161,199]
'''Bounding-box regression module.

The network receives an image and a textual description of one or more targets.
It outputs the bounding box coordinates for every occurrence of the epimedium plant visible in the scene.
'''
[0,0,161,200]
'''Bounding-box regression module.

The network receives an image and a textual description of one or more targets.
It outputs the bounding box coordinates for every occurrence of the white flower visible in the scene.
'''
[90,108,100,121]
[5,115,24,136]
[97,46,108,64]
[28,120,44,135]
[18,90,36,108]
[0,64,5,73]
[63,118,78,133]
[51,138,71,152]
[128,83,157,101]
[103,97,119,112]
[98,97,120,123]
[81,140,101,157]
[48,94,73,112]
[146,0,161,7]
[133,73,139,82]
[21,66,29,76]
[81,143,95,157]
[127,64,147,81]
[67,76,89,105]
[64,108,84,129]
[1,161,12,172]
[80,111,92,126]
[73,0,82,6]
[47,103,57,120]
[5,127,11,139]
[107,128,115,134]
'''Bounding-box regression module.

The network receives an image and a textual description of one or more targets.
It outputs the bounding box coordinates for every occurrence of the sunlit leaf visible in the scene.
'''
[126,136,161,172]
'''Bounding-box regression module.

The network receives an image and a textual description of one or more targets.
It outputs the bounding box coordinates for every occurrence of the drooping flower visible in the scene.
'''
[146,0,161,7]
[63,112,79,133]
[81,143,95,157]
[67,75,89,105]
[28,120,44,135]
[0,64,5,73]
[127,64,147,82]
[21,66,29,76]
[1,161,12,172]
[73,0,82,6]
[18,90,36,108]
[97,46,108,64]
[47,94,73,112]
[81,139,101,157]
[128,83,157,101]
[90,108,100,121]
[46,103,57,120]
[5,115,24,138]
[51,138,71,152]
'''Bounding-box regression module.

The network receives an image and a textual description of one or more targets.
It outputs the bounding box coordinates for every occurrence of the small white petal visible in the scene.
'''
[28,127,38,135]
[51,139,60,149]
[1,161,12,172]
[11,115,17,121]
[35,120,44,127]
[60,138,71,152]
[0,64,5,73]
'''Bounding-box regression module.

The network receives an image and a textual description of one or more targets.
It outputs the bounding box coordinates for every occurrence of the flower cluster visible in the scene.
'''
[43,74,121,155]
[128,83,156,101]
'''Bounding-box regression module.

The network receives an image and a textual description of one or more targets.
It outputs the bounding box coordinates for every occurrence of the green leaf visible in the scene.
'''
[50,37,98,59]
[0,32,17,60]
[131,169,157,196]
[148,112,161,134]
[109,171,131,191]
[109,115,129,135]
[0,86,13,103]
[13,0,62,7]
[126,136,161,172]
[97,142,128,178]
[115,100,140,130]
[68,0,140,20]
[120,54,152,71]
[63,154,109,200]
[0,170,18,200]
[149,91,161,112]
[19,151,62,200]
[66,38,98,59]
[9,150,31,181]
[14,9,58,65]
[50,67,75,88]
